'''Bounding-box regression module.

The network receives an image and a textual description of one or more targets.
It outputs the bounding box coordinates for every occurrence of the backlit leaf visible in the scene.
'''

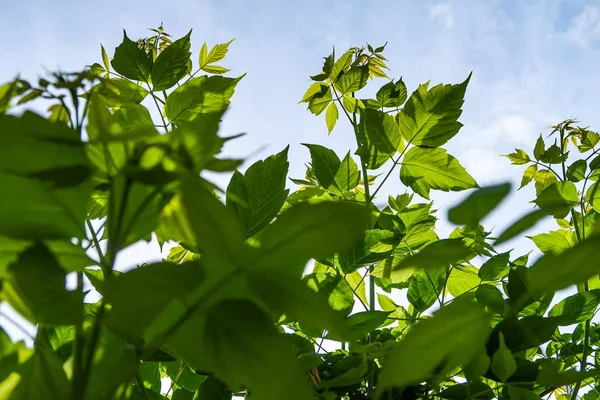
[400,147,478,199]
[533,181,579,219]
[325,102,338,133]
[151,30,192,91]
[548,290,600,325]
[398,73,470,147]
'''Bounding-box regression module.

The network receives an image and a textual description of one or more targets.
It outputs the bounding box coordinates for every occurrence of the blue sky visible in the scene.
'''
[2,0,600,343]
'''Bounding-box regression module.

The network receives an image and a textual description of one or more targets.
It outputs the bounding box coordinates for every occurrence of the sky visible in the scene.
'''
[2,0,600,364]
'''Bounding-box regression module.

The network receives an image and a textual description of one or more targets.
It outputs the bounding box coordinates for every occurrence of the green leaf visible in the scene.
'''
[203,300,314,400]
[2,243,82,325]
[503,149,530,165]
[476,284,505,314]
[373,79,407,109]
[176,179,245,259]
[448,183,511,227]
[165,75,244,126]
[567,159,587,182]
[307,86,332,115]
[533,135,545,160]
[488,316,557,353]
[446,264,481,297]
[506,387,541,400]
[330,50,353,81]
[439,382,494,399]
[398,238,472,270]
[251,201,370,276]
[400,147,478,199]
[226,147,290,237]
[5,348,70,399]
[533,181,579,219]
[338,229,397,273]
[540,144,568,164]
[548,290,600,325]
[199,39,235,68]
[249,272,352,340]
[334,66,369,95]
[398,73,470,147]
[407,271,438,312]
[111,30,153,81]
[335,152,360,192]
[377,299,491,391]
[529,230,572,254]
[194,376,231,400]
[0,112,93,239]
[478,252,510,281]
[586,182,600,213]
[520,164,537,189]
[534,169,557,195]
[303,144,342,191]
[304,272,354,316]
[101,44,110,71]
[325,102,338,133]
[344,310,391,337]
[103,260,206,339]
[491,333,517,382]
[495,209,553,245]
[163,362,205,392]
[91,78,149,107]
[528,234,600,295]
[360,108,402,154]
[151,30,192,91]
[299,82,327,103]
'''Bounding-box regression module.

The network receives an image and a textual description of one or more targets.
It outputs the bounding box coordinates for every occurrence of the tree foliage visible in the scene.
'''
[1,25,600,400]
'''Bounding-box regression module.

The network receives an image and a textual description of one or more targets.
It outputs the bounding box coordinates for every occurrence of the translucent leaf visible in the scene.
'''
[548,290,600,325]
[446,264,481,297]
[334,66,369,95]
[325,101,338,133]
[478,252,510,281]
[520,164,537,189]
[199,39,235,67]
[529,230,573,254]
[165,75,243,125]
[398,73,470,147]
[503,149,530,165]
[400,147,478,199]
[101,43,110,72]
[398,238,472,271]
[567,159,586,182]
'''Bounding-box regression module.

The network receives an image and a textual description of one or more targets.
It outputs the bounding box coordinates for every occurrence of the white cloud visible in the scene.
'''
[429,3,454,28]
[565,6,600,47]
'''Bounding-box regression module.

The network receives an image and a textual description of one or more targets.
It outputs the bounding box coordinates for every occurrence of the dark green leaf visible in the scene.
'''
[491,333,517,382]
[478,252,510,281]
[439,381,494,399]
[567,159,587,182]
[373,79,407,109]
[344,310,391,337]
[407,271,438,312]
[6,348,70,399]
[111,30,153,81]
[494,209,553,245]
[0,112,93,239]
[338,229,397,273]
[448,183,511,227]
[476,284,505,314]
[398,238,472,270]
[203,300,313,400]
[3,243,82,325]
[226,147,289,237]
[194,375,231,400]
[377,299,491,391]
[533,181,579,218]
[151,30,192,91]
[528,234,600,295]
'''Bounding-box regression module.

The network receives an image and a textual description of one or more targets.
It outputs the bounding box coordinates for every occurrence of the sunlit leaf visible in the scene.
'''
[111,30,153,81]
